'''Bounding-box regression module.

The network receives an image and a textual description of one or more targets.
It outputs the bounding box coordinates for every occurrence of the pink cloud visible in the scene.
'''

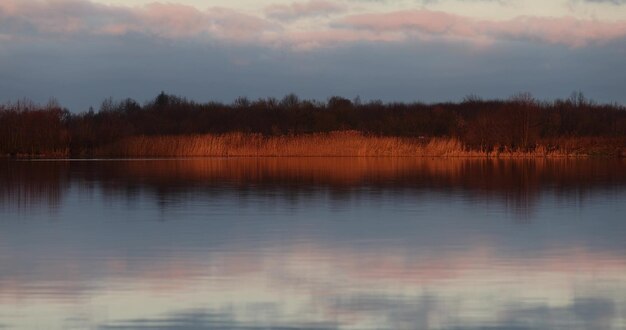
[265,0,345,20]
[340,9,626,47]
[0,0,275,43]
[1,1,626,49]
[138,3,208,37]
[205,7,277,42]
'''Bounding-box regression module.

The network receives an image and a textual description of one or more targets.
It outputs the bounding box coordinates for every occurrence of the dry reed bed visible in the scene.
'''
[94,132,458,157]
[93,131,624,158]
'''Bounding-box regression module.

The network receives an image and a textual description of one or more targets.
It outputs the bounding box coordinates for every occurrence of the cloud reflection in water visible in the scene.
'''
[0,158,625,329]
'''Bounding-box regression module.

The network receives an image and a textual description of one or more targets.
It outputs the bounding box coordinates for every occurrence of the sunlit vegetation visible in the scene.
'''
[94,132,472,157]
[1,92,625,157]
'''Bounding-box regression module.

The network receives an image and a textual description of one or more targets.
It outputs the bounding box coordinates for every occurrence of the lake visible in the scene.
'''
[0,158,625,329]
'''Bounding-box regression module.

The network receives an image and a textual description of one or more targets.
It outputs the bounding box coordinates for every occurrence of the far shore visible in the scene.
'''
[3,132,624,159]
[3,93,625,159]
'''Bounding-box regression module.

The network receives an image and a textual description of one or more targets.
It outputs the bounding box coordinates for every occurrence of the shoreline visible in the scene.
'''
[3,94,625,159]
[4,132,624,159]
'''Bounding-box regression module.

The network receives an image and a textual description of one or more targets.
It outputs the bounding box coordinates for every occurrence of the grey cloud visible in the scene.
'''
[322,293,621,330]
[2,0,626,50]
[326,294,442,329]
[496,298,617,330]
[338,9,626,47]
[98,308,338,329]
[1,34,626,111]
[0,0,274,43]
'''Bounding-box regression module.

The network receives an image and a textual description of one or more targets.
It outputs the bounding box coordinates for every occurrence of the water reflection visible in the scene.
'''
[0,158,625,329]
[2,158,626,214]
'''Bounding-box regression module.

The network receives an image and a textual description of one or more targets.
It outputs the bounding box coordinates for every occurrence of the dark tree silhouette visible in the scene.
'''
[1,92,625,157]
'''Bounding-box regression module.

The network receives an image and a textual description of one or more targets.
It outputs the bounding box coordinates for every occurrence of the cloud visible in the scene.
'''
[0,0,275,43]
[99,308,340,330]
[340,9,626,47]
[283,29,403,50]
[581,0,626,4]
[265,0,345,20]
[1,1,626,49]
[488,16,626,47]
[498,298,617,330]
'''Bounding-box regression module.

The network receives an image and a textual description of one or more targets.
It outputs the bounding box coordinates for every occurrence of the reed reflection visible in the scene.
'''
[0,158,625,329]
[1,158,625,215]
[0,160,69,212]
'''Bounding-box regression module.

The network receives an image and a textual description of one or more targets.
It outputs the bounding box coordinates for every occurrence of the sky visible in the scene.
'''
[1,0,626,111]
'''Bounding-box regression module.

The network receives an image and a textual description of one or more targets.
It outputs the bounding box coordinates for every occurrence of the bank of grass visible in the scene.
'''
[92,131,625,158]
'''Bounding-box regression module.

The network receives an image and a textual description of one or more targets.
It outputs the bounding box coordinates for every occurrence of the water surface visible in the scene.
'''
[1,158,625,329]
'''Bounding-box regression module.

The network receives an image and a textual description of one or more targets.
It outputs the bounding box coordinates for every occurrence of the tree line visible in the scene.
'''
[1,92,625,156]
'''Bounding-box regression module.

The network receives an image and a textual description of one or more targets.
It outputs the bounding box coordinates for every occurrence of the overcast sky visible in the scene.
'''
[1,0,625,111]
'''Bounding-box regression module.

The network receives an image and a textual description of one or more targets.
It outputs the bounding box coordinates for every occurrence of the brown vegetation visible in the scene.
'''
[0,99,69,157]
[93,132,625,157]
[1,92,625,157]
[94,132,469,157]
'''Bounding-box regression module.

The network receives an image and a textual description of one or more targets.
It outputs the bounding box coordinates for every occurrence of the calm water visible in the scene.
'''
[1,158,625,330]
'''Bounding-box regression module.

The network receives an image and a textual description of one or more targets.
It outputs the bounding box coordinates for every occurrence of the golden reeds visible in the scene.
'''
[92,131,624,158]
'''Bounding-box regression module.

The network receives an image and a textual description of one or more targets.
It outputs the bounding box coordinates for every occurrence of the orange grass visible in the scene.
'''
[92,131,624,158]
